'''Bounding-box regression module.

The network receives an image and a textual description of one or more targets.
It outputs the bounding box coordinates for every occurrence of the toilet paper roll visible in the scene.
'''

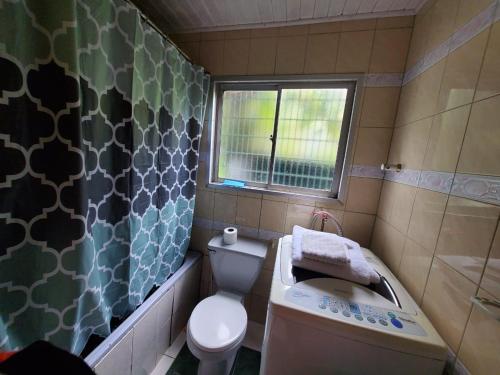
[223,227,237,245]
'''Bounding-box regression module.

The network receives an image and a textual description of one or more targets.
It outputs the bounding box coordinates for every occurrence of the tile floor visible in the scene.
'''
[150,321,264,375]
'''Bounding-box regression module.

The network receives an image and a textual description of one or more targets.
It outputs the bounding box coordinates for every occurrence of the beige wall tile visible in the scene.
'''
[169,33,201,43]
[201,31,225,41]
[407,188,448,252]
[251,268,273,297]
[369,28,412,73]
[454,0,495,30]
[376,16,414,30]
[458,288,500,375]
[304,33,339,74]
[341,19,376,32]
[336,30,374,73]
[406,12,432,68]
[259,199,287,233]
[421,257,476,352]
[398,239,434,304]
[435,196,500,283]
[194,189,214,219]
[389,183,417,234]
[263,240,279,270]
[353,127,392,166]
[388,118,432,170]
[213,192,237,224]
[176,41,200,63]
[346,177,382,215]
[199,40,224,74]
[250,27,280,38]
[248,37,277,75]
[308,21,342,34]
[190,226,213,255]
[425,0,460,52]
[224,29,251,39]
[342,212,375,248]
[370,217,387,258]
[413,60,446,121]
[376,180,396,222]
[222,39,250,75]
[475,22,500,101]
[423,105,470,173]
[457,94,500,176]
[480,225,500,298]
[248,293,268,324]
[359,87,400,128]
[394,78,418,127]
[236,196,262,228]
[284,203,315,233]
[275,35,307,74]
[382,219,406,273]
[279,25,308,36]
[436,30,489,112]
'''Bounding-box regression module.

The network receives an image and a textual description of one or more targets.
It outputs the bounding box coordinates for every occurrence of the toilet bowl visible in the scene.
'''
[187,291,247,375]
[186,235,267,375]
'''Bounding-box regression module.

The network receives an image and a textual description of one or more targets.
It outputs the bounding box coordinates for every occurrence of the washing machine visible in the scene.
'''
[260,236,447,375]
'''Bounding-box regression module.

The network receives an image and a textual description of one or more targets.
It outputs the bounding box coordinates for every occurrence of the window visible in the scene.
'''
[210,78,357,198]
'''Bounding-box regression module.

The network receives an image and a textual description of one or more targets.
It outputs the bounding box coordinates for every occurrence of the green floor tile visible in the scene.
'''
[166,344,261,375]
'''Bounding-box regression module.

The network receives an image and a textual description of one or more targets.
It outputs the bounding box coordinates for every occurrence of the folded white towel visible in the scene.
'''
[291,226,380,285]
[301,233,351,265]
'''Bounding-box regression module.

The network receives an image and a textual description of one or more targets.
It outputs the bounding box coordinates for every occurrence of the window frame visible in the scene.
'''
[207,75,363,202]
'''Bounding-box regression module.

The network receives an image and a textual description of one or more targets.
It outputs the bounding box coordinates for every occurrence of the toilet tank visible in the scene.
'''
[208,235,267,295]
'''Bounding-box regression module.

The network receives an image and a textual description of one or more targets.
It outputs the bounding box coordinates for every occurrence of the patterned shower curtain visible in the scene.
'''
[0,0,209,354]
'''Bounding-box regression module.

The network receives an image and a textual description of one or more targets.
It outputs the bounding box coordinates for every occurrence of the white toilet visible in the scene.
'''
[187,234,267,375]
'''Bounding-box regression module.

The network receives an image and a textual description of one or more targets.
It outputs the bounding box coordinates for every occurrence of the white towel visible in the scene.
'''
[291,226,380,285]
[301,233,351,265]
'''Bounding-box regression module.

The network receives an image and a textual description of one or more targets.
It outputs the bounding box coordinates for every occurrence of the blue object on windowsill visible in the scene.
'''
[222,179,245,188]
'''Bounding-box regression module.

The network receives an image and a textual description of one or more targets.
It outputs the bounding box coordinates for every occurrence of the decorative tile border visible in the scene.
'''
[364,73,403,87]
[382,168,500,206]
[403,0,500,85]
[418,170,454,194]
[451,173,500,206]
[385,168,421,186]
[192,217,283,241]
[349,164,385,179]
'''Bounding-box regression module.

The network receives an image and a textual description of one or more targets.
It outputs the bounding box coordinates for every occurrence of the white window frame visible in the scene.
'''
[205,75,364,202]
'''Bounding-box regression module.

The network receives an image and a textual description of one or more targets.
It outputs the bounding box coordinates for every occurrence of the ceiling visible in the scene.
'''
[133,0,428,34]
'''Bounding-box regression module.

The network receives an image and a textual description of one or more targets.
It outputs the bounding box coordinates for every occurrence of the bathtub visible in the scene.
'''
[85,250,202,375]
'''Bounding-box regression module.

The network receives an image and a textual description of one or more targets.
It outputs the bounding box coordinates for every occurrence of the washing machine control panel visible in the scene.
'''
[285,287,427,336]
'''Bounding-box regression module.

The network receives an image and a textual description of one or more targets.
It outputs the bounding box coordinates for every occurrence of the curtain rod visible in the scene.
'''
[122,0,200,70]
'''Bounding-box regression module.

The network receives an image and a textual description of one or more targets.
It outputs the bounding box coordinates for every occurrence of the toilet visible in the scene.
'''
[187,235,268,375]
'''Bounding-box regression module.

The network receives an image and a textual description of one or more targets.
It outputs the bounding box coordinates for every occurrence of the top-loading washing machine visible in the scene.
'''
[260,235,447,375]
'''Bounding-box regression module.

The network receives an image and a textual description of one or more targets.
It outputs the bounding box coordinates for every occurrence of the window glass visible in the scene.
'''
[218,90,277,183]
[272,88,347,190]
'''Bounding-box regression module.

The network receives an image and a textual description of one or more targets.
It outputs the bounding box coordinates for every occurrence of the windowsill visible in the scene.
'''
[206,182,344,205]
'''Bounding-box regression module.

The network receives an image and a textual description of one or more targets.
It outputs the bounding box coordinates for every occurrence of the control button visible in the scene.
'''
[367,316,376,323]
[387,312,396,319]
[342,310,351,318]
[391,318,403,329]
[355,314,363,321]
[379,319,388,326]
[319,304,326,309]
[330,307,339,313]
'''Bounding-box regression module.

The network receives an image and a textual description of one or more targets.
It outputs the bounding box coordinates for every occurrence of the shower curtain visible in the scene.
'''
[0,0,209,354]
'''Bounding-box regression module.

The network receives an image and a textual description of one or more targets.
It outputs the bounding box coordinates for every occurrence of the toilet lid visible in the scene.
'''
[188,293,247,352]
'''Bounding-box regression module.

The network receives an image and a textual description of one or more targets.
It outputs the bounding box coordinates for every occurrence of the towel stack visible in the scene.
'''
[292,226,380,285]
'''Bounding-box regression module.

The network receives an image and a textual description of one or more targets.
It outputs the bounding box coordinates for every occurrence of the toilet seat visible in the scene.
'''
[188,293,247,353]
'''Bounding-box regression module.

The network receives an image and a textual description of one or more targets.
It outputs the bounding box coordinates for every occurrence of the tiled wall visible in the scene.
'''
[170,16,414,324]
[371,1,500,374]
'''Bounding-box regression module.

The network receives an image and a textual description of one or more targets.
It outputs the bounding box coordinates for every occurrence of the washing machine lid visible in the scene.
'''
[188,293,247,352]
